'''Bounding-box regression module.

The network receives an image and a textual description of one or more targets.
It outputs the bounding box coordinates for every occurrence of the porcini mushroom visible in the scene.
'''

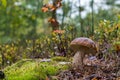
[70,37,97,69]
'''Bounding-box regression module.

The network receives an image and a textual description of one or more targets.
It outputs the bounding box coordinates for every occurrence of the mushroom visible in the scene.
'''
[70,37,97,69]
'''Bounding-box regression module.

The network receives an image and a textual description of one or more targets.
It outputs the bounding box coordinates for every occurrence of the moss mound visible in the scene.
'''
[4,59,68,80]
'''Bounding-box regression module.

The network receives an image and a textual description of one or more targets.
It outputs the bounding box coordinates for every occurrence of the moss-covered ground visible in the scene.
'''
[4,57,69,80]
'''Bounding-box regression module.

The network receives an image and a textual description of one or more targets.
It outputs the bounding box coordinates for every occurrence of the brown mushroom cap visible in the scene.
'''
[70,37,97,54]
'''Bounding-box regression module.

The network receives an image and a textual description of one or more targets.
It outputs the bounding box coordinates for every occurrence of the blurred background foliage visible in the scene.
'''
[0,0,120,67]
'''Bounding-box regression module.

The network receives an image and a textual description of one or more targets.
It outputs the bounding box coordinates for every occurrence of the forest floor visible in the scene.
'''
[3,56,120,80]
[58,56,120,80]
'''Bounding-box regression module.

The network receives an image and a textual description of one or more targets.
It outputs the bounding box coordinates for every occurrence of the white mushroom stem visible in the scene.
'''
[72,51,84,70]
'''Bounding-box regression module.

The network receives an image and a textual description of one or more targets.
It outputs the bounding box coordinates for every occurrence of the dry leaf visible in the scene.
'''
[41,7,48,12]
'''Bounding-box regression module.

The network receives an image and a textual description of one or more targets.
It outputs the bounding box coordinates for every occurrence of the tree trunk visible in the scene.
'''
[52,0,59,30]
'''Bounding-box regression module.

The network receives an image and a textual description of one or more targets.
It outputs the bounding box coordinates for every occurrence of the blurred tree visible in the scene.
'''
[0,0,45,43]
[0,0,119,43]
[61,1,71,29]
[90,0,94,36]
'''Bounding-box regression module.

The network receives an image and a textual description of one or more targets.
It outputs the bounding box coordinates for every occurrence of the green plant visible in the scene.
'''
[94,18,120,59]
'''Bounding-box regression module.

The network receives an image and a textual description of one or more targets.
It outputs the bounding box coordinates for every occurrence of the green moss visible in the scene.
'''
[51,56,71,62]
[4,59,68,80]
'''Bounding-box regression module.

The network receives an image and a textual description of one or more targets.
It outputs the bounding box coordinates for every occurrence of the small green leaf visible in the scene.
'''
[1,0,7,7]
